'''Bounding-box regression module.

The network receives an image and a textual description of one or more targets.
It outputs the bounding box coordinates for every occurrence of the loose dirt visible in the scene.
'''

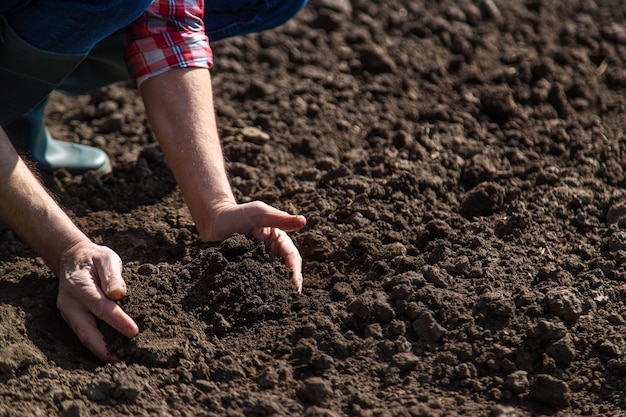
[2,0,626,416]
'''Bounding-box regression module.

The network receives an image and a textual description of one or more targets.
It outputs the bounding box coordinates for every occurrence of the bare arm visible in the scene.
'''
[139,67,306,290]
[138,67,236,234]
[0,127,137,361]
[0,128,85,274]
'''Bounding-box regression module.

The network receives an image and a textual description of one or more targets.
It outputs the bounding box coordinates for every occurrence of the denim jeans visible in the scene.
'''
[3,0,153,54]
[0,1,153,125]
[0,0,307,126]
[4,0,306,53]
[59,0,308,96]
[205,0,307,42]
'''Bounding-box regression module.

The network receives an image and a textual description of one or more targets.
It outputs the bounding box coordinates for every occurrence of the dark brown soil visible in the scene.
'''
[2,0,626,415]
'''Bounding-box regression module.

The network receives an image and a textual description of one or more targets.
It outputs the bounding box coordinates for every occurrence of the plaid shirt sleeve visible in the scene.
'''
[124,0,213,84]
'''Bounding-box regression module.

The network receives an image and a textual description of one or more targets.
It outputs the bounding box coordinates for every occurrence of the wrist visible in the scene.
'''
[186,192,237,241]
[48,230,90,278]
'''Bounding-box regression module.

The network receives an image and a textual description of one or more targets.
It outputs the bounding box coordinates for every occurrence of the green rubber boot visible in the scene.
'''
[5,100,111,174]
[35,129,112,174]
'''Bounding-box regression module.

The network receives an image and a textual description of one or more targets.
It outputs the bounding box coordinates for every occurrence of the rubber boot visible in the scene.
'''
[6,99,111,174]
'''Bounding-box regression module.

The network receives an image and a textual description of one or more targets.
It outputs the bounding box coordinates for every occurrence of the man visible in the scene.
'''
[0,0,307,362]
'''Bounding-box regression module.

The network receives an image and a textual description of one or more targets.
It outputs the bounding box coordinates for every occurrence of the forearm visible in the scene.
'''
[0,128,88,275]
[139,67,236,238]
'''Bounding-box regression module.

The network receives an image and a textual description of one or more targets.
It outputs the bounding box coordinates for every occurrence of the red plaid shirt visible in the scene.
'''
[125,0,212,84]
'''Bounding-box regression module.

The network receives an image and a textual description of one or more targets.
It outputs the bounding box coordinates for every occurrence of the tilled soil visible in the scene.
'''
[2,0,626,416]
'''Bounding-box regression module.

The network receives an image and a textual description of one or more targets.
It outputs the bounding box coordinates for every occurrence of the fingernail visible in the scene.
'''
[108,286,125,299]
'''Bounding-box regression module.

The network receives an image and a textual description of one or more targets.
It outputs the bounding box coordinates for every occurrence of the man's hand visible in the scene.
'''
[140,68,307,291]
[201,201,307,292]
[0,127,136,362]
[57,241,138,362]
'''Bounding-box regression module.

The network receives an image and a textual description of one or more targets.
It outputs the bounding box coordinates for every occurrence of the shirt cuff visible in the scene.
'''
[125,32,213,85]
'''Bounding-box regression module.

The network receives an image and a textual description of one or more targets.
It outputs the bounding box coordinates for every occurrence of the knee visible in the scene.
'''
[254,0,307,33]
[272,0,308,24]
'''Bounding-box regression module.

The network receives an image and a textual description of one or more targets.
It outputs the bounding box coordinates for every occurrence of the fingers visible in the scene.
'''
[59,301,118,362]
[259,212,307,233]
[206,201,307,291]
[240,203,305,292]
[58,284,139,361]
[93,253,126,300]
[253,227,304,292]
[244,201,307,233]
[91,297,140,340]
[89,250,137,337]
[286,252,303,293]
